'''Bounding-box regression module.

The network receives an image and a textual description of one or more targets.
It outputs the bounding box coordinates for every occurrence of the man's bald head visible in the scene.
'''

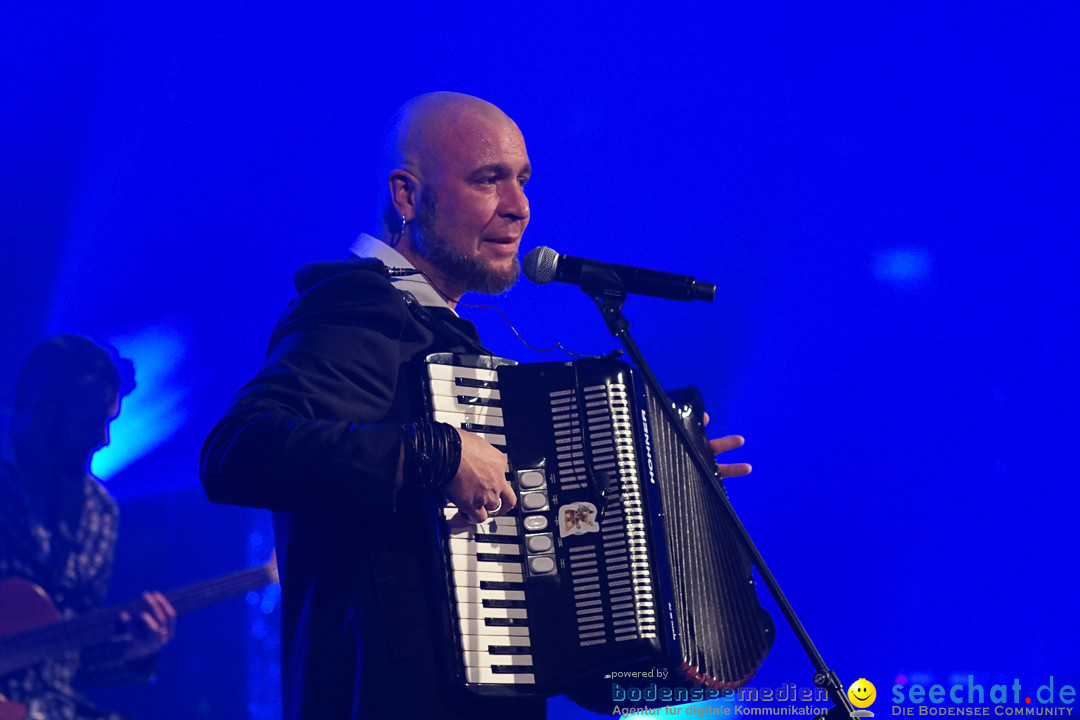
[378,92,523,237]
[386,92,514,178]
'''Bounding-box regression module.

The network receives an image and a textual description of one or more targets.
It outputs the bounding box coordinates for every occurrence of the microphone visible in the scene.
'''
[522,246,716,302]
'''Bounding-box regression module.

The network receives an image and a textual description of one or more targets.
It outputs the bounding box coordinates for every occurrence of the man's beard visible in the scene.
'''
[412,191,520,295]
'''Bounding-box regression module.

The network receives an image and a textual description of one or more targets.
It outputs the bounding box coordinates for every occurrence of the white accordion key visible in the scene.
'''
[453,586,525,603]
[429,377,501,400]
[449,538,520,556]
[472,431,507,447]
[431,407,505,428]
[451,569,524,587]
[450,553,523,576]
[456,603,527,620]
[463,651,533,668]
[458,618,530,637]
[461,633,531,651]
[429,394,503,416]
[443,513,520,537]
[427,363,500,384]
[465,667,536,685]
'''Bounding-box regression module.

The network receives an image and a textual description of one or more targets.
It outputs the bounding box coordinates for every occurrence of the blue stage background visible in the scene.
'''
[2,2,1076,718]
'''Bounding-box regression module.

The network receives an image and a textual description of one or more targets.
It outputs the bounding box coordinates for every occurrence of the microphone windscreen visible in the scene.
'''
[522,246,559,284]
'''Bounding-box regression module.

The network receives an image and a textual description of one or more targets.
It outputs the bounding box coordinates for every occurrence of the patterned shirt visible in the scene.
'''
[0,425,149,720]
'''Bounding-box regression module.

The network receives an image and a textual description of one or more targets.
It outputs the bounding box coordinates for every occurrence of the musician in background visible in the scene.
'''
[199,91,750,719]
[0,335,176,720]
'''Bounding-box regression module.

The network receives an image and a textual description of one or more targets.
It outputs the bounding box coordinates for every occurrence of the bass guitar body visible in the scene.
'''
[0,577,64,645]
[0,578,61,720]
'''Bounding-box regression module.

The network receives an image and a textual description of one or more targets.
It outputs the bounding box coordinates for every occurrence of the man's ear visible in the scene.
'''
[389,169,419,221]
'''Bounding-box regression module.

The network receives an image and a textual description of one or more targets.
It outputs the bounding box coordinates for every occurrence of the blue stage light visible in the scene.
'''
[873,248,932,285]
[90,326,191,480]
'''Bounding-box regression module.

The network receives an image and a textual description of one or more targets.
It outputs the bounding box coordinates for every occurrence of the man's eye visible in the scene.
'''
[518,177,529,188]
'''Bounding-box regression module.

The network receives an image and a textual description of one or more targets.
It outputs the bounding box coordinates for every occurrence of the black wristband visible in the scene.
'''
[401,422,462,490]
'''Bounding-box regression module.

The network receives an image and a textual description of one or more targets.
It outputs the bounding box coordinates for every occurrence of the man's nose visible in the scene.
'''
[499,182,529,222]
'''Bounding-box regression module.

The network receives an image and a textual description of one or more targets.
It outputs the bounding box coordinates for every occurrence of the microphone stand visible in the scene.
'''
[576,264,855,720]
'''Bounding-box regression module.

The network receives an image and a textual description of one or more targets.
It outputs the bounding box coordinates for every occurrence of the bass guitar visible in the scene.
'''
[0,558,278,719]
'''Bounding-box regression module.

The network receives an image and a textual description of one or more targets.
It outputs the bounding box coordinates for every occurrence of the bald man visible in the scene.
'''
[200,93,545,719]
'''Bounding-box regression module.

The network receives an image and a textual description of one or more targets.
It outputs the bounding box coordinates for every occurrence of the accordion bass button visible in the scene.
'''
[517,469,546,489]
[526,535,553,553]
[529,556,556,575]
[520,492,548,511]
[523,515,548,532]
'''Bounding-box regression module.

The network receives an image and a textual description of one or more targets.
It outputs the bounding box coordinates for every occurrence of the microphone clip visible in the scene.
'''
[385,267,424,278]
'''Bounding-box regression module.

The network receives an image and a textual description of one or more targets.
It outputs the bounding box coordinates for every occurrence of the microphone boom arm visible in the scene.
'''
[580,283,856,720]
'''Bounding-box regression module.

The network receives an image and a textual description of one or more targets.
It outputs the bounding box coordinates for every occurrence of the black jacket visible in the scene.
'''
[200,258,545,719]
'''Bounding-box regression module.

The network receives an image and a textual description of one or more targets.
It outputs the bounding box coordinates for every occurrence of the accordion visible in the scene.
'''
[423,353,774,697]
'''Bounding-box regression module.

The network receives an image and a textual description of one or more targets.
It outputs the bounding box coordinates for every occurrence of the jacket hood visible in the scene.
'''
[293,258,387,294]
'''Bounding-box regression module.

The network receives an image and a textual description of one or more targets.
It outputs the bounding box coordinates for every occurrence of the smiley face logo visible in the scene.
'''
[848,678,877,709]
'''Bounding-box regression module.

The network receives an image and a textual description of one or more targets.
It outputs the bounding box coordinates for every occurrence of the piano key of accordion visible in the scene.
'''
[428,377,501,401]
[430,399,504,422]
[427,362,501,384]
[443,513,519,537]
[451,569,525,587]
[431,410,505,433]
[453,586,526,603]
[457,617,530,637]
[449,538,521,556]
[461,634,532,652]
[465,667,536,685]
[463,651,533,668]
[456,603,528,621]
[450,553,524,576]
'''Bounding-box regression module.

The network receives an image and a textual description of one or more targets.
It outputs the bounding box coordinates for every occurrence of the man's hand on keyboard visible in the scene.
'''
[447,428,517,523]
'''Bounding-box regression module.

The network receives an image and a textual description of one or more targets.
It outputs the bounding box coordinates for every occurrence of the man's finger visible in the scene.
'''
[142,611,158,629]
[708,434,745,454]
[498,487,516,514]
[717,462,752,478]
